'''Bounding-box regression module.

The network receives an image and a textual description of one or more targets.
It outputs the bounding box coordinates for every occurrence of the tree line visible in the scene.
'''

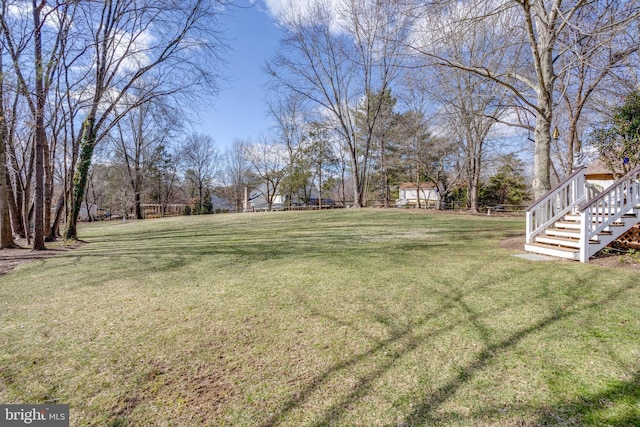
[262,0,639,210]
[0,0,228,249]
[1,0,639,249]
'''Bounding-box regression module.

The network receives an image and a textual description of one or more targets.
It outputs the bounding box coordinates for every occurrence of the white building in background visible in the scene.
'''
[245,183,286,211]
[396,182,440,208]
[244,183,335,211]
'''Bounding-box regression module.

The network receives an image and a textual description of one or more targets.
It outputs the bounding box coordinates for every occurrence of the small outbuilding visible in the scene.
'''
[395,182,440,208]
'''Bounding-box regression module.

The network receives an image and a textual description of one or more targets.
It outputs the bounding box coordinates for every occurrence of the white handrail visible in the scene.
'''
[579,164,640,262]
[526,167,588,244]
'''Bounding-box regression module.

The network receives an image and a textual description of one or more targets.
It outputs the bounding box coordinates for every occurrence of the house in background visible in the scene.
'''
[210,194,234,212]
[395,182,440,208]
[246,183,286,211]
[79,204,99,221]
[245,183,336,211]
[584,159,621,194]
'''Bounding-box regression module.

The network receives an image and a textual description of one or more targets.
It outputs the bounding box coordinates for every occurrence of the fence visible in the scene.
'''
[141,204,186,218]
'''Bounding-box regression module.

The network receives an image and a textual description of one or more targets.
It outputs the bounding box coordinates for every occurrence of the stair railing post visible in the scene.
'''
[577,173,586,214]
[579,208,589,263]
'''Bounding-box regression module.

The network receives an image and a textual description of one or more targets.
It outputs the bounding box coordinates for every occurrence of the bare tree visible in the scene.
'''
[411,0,640,198]
[182,133,221,214]
[243,136,288,211]
[306,121,338,209]
[1,0,227,242]
[555,1,640,174]
[419,70,508,212]
[149,144,182,217]
[221,139,254,213]
[0,62,15,248]
[63,0,227,239]
[356,89,399,207]
[267,92,308,207]
[110,97,179,219]
[267,0,412,207]
[1,0,74,249]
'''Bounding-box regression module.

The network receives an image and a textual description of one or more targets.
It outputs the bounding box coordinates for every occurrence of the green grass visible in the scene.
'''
[1,209,639,426]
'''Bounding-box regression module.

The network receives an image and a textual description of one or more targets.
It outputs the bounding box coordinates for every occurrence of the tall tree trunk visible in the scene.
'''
[527,1,555,199]
[6,172,24,238]
[32,0,47,250]
[50,192,66,239]
[380,140,389,208]
[64,119,96,241]
[22,144,35,245]
[351,150,370,208]
[0,52,16,248]
[532,101,552,199]
[44,137,55,241]
[7,139,26,238]
[134,191,142,219]
[0,127,15,248]
[468,154,481,215]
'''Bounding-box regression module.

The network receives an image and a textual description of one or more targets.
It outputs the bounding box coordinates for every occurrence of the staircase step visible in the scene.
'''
[525,243,580,260]
[554,221,582,229]
[545,228,580,238]
[536,235,601,248]
[565,214,620,224]
[535,236,581,248]
[608,222,626,227]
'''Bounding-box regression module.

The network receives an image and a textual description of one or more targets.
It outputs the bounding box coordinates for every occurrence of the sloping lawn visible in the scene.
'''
[1,209,638,426]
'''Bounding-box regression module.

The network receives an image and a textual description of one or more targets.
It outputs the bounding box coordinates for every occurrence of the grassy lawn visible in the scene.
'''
[1,209,639,426]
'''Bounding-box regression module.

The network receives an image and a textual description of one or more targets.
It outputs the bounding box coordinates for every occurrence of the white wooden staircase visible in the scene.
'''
[525,164,640,262]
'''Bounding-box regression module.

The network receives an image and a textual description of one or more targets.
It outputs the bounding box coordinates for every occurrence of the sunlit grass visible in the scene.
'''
[1,209,638,426]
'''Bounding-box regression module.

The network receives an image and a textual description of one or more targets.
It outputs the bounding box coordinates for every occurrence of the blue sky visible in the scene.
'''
[194,1,282,151]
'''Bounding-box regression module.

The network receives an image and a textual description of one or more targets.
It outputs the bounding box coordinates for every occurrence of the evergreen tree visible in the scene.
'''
[479,155,530,207]
[591,90,640,174]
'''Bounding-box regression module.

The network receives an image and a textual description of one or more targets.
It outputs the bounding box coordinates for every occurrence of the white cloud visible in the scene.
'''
[6,1,71,30]
[260,0,344,30]
[111,28,155,73]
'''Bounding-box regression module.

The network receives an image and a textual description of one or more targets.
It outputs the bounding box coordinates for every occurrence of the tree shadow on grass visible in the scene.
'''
[422,369,640,427]
[256,296,459,427]
[529,370,640,426]
[44,236,449,275]
[399,280,637,426]
[255,278,637,427]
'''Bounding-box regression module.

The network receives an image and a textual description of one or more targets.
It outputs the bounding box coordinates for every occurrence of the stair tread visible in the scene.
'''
[539,234,579,240]
[526,242,579,253]
[546,228,580,235]
[525,243,581,261]
[538,237,600,245]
